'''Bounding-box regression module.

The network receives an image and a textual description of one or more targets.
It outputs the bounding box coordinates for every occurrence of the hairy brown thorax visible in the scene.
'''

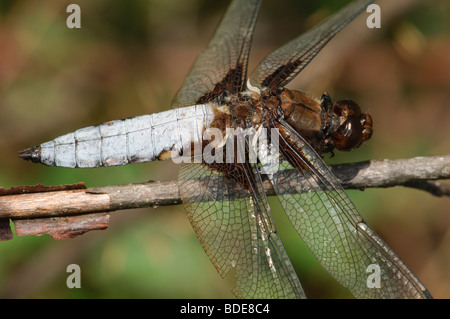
[206,87,373,157]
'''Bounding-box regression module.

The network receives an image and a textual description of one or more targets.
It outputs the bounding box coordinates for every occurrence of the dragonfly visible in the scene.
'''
[20,0,432,298]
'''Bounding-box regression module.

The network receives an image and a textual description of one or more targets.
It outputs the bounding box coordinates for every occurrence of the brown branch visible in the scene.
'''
[0,154,449,240]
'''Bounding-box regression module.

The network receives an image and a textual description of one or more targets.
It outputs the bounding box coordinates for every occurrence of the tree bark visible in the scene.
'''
[1,154,449,240]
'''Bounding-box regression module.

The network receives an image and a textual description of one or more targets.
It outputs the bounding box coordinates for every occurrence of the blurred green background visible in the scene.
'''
[0,0,449,298]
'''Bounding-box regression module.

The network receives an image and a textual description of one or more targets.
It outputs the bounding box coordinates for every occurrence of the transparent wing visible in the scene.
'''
[249,0,374,90]
[172,0,262,107]
[264,120,432,298]
[179,161,305,298]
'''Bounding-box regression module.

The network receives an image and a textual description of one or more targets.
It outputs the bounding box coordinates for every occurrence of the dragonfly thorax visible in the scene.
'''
[276,88,373,154]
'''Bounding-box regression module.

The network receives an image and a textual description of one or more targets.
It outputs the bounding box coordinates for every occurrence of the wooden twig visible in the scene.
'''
[0,154,449,240]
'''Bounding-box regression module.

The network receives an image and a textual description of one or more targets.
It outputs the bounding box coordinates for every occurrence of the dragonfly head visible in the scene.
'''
[331,99,373,151]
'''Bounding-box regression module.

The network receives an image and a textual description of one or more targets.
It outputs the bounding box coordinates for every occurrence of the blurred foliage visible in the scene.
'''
[0,0,449,299]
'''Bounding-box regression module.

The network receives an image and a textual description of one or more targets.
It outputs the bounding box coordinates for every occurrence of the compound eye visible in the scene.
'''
[360,113,373,143]
[331,99,372,151]
[332,116,363,151]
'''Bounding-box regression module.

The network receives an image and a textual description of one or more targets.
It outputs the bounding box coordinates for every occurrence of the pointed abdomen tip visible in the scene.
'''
[18,146,41,163]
